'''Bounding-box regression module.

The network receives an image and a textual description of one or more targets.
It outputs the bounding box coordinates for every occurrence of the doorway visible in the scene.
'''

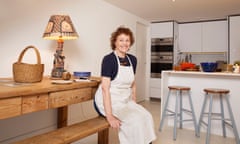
[135,22,148,102]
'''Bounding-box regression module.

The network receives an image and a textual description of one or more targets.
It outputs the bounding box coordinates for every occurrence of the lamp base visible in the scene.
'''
[51,39,65,78]
[51,68,65,78]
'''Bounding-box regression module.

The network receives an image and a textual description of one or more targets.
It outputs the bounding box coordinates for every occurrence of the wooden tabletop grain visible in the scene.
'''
[0,76,100,99]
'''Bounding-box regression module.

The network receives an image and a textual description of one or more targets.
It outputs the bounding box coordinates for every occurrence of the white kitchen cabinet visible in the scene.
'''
[202,21,228,52]
[229,15,240,64]
[179,23,202,52]
[150,78,161,99]
[150,22,173,99]
[178,20,227,53]
[151,22,173,38]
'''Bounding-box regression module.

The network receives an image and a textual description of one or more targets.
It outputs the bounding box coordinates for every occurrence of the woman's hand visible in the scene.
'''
[106,114,121,129]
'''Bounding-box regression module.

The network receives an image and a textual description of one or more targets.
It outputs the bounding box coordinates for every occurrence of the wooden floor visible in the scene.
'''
[73,100,236,144]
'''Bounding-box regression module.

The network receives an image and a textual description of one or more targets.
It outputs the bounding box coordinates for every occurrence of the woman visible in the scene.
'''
[94,26,156,144]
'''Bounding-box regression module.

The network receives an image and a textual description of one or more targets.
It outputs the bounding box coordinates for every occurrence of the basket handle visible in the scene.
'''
[17,45,41,64]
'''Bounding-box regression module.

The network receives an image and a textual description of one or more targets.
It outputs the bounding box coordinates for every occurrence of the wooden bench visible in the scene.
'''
[13,116,110,144]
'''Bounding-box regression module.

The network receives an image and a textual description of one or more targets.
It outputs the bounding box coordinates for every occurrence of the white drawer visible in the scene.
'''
[150,78,161,88]
[150,87,161,98]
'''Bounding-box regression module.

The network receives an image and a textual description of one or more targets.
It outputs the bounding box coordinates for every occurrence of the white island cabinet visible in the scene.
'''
[161,71,240,137]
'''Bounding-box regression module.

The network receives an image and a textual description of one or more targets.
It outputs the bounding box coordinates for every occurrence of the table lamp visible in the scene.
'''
[42,15,78,78]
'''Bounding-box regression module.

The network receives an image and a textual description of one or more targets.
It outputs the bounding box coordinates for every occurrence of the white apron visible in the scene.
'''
[95,52,156,144]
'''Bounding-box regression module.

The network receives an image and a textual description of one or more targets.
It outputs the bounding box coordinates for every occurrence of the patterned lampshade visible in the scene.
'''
[42,15,78,78]
[43,15,78,40]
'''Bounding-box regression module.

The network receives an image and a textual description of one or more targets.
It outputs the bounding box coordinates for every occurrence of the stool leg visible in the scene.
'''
[198,94,208,136]
[225,94,240,144]
[159,90,172,131]
[219,94,226,137]
[180,90,183,129]
[206,94,213,144]
[173,90,180,140]
[187,91,198,137]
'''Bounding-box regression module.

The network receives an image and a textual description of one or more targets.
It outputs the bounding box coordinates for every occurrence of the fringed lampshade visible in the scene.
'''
[43,15,78,78]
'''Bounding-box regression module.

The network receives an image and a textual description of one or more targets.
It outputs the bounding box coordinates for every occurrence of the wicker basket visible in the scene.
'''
[13,45,44,83]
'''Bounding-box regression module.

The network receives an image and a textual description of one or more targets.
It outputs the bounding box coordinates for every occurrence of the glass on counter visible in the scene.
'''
[173,65,181,71]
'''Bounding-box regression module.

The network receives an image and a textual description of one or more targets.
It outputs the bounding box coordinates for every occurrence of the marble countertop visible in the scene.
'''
[162,70,240,77]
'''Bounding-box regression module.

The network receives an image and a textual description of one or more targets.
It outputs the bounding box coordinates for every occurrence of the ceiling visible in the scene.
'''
[104,0,240,22]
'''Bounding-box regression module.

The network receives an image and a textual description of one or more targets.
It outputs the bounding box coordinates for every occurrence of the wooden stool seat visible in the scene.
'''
[203,88,230,94]
[168,86,191,91]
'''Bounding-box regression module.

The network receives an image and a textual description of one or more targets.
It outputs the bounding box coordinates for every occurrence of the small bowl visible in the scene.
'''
[200,62,218,72]
[180,62,195,70]
[73,71,91,79]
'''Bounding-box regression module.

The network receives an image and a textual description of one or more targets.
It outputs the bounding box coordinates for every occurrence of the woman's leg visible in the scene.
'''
[113,101,156,144]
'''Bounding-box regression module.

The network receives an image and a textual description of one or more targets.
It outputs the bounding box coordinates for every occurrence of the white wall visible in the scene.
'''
[0,0,149,143]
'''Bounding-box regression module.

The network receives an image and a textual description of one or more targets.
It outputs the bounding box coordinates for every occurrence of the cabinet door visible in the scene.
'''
[202,21,227,52]
[229,16,240,64]
[150,78,161,98]
[178,23,202,52]
[151,22,173,38]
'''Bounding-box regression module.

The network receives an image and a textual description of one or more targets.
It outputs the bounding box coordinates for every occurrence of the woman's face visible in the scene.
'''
[115,33,131,54]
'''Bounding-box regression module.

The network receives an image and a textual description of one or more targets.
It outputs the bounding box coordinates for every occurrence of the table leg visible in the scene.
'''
[57,106,68,128]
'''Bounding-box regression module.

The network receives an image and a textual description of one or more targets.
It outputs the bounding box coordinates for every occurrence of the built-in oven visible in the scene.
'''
[151,38,173,78]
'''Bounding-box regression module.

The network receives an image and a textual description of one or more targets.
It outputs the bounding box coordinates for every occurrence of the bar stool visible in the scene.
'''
[159,86,198,140]
[198,88,240,144]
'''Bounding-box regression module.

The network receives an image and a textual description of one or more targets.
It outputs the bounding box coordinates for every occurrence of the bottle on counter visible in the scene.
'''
[233,64,239,73]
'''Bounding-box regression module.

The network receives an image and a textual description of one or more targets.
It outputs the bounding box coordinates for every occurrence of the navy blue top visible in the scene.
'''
[101,52,137,80]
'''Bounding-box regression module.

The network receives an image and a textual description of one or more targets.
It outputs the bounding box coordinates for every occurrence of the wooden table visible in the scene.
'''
[0,77,100,128]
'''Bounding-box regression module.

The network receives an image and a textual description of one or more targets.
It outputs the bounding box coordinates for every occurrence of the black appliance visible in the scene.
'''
[151,38,173,78]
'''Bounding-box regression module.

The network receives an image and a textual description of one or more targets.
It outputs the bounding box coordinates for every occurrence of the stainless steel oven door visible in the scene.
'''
[151,52,173,63]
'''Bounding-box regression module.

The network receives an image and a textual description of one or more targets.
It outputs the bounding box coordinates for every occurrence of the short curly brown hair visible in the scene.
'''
[110,26,135,50]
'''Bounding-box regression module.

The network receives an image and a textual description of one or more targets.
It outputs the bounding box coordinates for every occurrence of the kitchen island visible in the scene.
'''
[161,71,240,138]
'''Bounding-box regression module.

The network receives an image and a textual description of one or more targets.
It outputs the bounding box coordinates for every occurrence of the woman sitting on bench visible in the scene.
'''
[94,26,156,144]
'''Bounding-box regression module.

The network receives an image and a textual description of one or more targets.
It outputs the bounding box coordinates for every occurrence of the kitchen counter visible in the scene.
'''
[161,70,240,137]
[163,70,240,77]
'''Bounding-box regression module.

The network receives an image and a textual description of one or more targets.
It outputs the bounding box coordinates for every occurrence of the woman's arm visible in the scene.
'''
[101,76,121,129]
[101,77,112,117]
